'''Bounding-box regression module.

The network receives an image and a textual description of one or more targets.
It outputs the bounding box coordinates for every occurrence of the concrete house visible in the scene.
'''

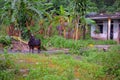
[88,13,120,43]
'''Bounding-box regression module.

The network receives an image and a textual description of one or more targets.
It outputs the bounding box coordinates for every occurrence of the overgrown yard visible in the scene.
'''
[0,36,120,80]
[0,0,120,80]
[0,45,120,80]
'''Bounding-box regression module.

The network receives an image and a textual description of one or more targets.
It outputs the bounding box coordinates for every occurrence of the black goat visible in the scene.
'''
[28,34,41,53]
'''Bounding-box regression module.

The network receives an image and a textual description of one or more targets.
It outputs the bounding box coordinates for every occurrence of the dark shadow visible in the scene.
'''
[110,24,113,40]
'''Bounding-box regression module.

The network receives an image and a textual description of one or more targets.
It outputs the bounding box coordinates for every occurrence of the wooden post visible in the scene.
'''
[108,18,111,40]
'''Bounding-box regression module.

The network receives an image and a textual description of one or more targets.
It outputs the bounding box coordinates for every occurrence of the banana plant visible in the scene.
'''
[74,0,96,39]
[80,16,95,39]
[52,5,73,38]
[0,0,53,39]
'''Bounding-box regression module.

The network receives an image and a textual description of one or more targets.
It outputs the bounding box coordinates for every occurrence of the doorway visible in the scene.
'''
[110,24,113,39]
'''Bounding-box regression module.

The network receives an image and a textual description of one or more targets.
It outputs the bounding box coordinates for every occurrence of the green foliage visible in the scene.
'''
[91,0,120,13]
[0,36,11,47]
[93,40,117,45]
[0,0,54,39]
[0,25,7,36]
[74,0,87,16]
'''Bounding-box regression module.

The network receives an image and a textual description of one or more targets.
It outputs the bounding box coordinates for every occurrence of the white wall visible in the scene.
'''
[113,20,119,41]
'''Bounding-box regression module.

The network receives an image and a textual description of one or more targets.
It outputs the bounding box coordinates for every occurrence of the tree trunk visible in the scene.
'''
[75,24,79,40]
[75,18,79,40]
[64,29,66,38]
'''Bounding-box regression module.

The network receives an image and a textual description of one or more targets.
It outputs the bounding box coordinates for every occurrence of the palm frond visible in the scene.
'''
[27,7,42,18]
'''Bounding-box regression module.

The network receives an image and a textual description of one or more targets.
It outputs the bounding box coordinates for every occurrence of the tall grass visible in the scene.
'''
[44,36,116,54]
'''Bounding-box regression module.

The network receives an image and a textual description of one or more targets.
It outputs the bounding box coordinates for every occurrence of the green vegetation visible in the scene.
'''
[0,45,120,80]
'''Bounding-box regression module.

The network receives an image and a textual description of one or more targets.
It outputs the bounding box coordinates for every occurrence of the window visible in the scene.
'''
[94,20,103,34]
[96,21,103,33]
[98,25,103,33]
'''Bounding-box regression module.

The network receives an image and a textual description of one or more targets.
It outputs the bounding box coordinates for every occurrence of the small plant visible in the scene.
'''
[94,25,101,34]
[94,29,100,34]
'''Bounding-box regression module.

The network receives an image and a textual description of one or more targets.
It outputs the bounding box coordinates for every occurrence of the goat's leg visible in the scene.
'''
[32,47,34,53]
[29,47,31,53]
[38,47,40,53]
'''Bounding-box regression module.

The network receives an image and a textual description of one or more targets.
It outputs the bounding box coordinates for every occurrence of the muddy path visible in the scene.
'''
[0,47,70,54]
[0,38,112,55]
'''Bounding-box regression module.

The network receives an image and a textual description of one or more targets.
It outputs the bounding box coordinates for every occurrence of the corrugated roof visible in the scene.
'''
[87,13,120,20]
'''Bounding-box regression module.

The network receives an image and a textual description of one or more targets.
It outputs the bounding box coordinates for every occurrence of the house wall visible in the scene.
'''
[113,20,119,41]
[91,20,108,40]
[91,20,120,41]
